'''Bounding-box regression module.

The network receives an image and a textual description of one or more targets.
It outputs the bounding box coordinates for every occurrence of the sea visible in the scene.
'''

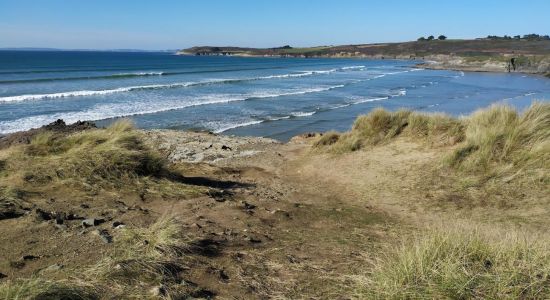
[1,51,549,140]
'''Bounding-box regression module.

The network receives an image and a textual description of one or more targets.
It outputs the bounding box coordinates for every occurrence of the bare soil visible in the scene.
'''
[1,129,546,298]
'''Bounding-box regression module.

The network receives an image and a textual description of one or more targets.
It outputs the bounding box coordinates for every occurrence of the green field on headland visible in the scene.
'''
[181,37,550,74]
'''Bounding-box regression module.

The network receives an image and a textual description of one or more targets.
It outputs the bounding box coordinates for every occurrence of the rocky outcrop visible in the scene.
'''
[0,119,96,149]
[418,55,550,74]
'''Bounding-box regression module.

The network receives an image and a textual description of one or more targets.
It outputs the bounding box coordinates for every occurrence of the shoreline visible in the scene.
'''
[180,51,550,77]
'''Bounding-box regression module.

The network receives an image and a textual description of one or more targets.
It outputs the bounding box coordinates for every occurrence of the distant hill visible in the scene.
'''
[180,38,550,75]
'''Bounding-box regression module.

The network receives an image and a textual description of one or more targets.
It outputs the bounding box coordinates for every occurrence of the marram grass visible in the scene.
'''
[361,223,550,299]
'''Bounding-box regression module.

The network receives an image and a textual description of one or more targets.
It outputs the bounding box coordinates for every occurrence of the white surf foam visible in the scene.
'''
[0,82,196,103]
[330,104,351,109]
[341,65,366,70]
[0,67,348,103]
[267,116,291,121]
[291,111,316,117]
[113,72,165,76]
[392,90,407,97]
[213,120,265,133]
[0,85,344,134]
[352,96,390,104]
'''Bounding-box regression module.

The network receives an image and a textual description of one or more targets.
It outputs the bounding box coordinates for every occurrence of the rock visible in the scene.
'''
[55,224,68,230]
[208,189,233,202]
[271,209,291,218]
[34,208,53,221]
[208,267,230,283]
[189,289,215,299]
[42,263,63,272]
[82,218,105,227]
[287,255,300,263]
[112,221,125,229]
[0,202,26,220]
[190,223,203,229]
[9,261,25,269]
[221,145,232,151]
[246,236,262,244]
[96,229,113,243]
[22,255,40,261]
[243,201,256,210]
[149,285,167,297]
[55,212,66,224]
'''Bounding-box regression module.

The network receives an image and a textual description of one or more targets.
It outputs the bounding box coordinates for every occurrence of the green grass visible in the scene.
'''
[362,223,550,299]
[278,46,331,54]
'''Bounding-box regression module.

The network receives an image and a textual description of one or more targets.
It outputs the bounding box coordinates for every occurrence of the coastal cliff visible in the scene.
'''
[180,38,550,75]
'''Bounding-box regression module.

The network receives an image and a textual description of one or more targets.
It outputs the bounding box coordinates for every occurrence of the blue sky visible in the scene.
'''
[0,0,549,50]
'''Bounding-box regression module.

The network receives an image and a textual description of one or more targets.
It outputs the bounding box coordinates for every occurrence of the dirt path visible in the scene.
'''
[143,132,446,298]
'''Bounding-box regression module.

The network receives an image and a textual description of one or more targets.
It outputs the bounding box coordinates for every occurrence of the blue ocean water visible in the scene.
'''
[0,51,549,140]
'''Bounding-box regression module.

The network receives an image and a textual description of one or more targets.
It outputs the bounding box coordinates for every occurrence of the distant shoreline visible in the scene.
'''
[180,39,550,77]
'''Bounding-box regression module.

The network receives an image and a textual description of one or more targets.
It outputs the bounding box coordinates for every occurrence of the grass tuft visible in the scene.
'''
[86,217,188,294]
[313,131,341,147]
[316,103,548,183]
[0,278,98,300]
[363,223,550,299]
[0,217,192,299]
[2,120,165,189]
[448,102,549,180]
[315,108,465,152]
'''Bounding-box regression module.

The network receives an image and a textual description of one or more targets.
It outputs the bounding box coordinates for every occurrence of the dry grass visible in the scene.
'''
[0,119,203,205]
[313,131,341,147]
[16,119,164,186]
[0,122,208,298]
[315,108,464,153]
[316,103,548,183]
[0,278,98,300]
[85,217,193,297]
[361,223,550,299]
[0,217,194,299]
[448,103,549,178]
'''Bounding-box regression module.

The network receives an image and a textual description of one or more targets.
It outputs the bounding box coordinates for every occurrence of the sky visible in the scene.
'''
[0,0,549,50]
